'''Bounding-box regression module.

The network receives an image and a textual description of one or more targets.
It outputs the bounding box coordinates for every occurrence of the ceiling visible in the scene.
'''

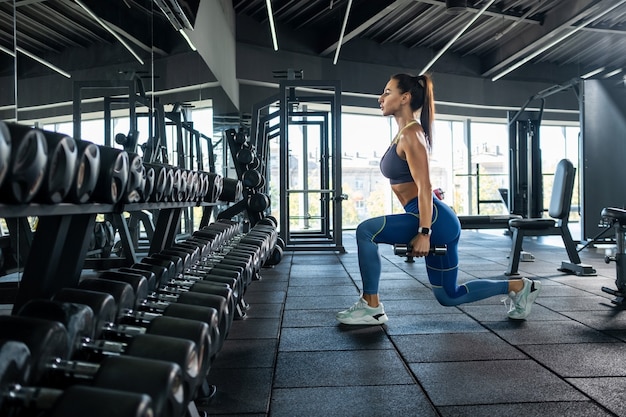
[232,0,626,83]
[1,0,625,117]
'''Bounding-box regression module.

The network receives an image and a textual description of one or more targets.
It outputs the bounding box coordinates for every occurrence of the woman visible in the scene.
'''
[336,73,541,325]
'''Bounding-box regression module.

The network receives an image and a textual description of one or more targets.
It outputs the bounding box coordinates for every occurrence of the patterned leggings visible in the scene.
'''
[356,196,509,306]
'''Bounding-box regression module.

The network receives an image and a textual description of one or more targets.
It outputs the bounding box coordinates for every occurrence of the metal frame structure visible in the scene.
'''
[278,79,344,252]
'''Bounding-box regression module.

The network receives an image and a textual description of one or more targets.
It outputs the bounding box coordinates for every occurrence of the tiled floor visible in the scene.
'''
[201,229,626,417]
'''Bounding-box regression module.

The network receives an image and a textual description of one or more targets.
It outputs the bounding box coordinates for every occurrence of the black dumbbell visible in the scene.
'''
[66,140,101,204]
[53,287,221,367]
[92,145,129,204]
[0,121,10,190]
[146,252,245,305]
[0,123,48,204]
[34,130,78,204]
[78,277,230,354]
[124,152,146,203]
[393,244,448,257]
[0,341,153,417]
[0,315,184,417]
[16,299,201,405]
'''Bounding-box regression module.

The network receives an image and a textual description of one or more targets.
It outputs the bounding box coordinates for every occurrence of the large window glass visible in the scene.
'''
[340,113,393,228]
[540,124,580,221]
[466,122,509,215]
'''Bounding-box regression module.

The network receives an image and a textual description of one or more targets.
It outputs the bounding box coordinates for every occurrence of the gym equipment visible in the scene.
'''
[1,359,154,417]
[144,163,168,202]
[92,146,130,204]
[16,298,201,405]
[600,207,626,306]
[205,172,223,203]
[219,177,243,202]
[144,165,156,201]
[0,121,11,189]
[76,274,230,355]
[506,159,596,276]
[393,244,448,257]
[33,130,78,204]
[66,140,101,204]
[124,152,146,203]
[242,168,263,189]
[0,315,185,417]
[248,192,271,213]
[53,287,221,366]
[458,214,522,230]
[0,123,48,204]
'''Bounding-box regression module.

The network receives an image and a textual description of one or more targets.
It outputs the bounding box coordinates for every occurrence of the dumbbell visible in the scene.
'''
[147,253,245,311]
[118,266,158,292]
[204,172,223,203]
[92,145,129,204]
[0,123,48,204]
[104,262,237,332]
[217,177,242,202]
[77,276,229,354]
[192,250,254,288]
[0,316,184,417]
[0,121,10,190]
[393,244,448,257]
[34,130,78,204]
[163,247,252,296]
[16,298,202,405]
[217,238,264,273]
[0,341,153,417]
[143,163,168,202]
[124,152,146,203]
[53,287,221,368]
[65,139,101,204]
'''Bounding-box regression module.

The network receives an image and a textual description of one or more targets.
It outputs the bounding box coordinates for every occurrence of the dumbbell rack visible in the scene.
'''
[0,200,215,314]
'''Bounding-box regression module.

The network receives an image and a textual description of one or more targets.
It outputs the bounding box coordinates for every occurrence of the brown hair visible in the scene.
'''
[391,73,435,148]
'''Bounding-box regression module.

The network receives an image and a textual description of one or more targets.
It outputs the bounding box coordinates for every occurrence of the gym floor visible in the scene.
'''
[200,228,626,417]
[2,228,624,417]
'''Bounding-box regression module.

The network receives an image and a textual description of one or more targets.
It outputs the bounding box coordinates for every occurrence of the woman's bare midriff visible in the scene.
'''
[391,182,419,207]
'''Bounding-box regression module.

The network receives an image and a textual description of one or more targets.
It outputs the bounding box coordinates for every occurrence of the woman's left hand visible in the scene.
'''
[408,234,431,257]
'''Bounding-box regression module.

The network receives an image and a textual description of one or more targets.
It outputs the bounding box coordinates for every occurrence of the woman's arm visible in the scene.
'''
[399,126,433,256]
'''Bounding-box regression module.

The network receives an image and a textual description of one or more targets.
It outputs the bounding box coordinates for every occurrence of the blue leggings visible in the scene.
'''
[356,196,509,306]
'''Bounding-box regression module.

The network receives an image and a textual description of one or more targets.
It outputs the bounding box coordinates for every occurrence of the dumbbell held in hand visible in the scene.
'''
[393,244,447,257]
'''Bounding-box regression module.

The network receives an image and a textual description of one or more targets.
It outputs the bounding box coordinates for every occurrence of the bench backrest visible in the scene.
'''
[548,158,576,220]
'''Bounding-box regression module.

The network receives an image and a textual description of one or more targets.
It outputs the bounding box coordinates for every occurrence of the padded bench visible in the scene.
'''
[458,214,522,230]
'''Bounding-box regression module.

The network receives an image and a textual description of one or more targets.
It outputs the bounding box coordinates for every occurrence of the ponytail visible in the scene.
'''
[419,75,435,149]
[391,73,436,149]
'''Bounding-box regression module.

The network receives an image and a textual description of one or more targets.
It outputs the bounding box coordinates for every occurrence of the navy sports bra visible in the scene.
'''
[380,143,413,185]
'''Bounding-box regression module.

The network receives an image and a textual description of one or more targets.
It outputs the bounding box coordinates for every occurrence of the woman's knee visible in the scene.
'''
[432,288,460,307]
[356,218,378,240]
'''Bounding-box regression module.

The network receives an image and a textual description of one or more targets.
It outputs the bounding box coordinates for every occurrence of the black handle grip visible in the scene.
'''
[393,244,447,257]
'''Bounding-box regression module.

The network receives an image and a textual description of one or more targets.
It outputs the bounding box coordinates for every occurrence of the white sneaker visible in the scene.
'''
[336,298,389,325]
[506,277,542,320]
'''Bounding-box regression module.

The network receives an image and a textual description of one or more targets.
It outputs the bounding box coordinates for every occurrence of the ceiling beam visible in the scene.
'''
[480,0,599,78]
[320,0,406,56]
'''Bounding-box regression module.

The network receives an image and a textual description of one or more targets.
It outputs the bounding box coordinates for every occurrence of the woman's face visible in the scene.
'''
[378,78,407,117]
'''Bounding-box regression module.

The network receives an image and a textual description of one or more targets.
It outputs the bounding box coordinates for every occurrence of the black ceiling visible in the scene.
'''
[1,0,626,107]
[233,0,626,83]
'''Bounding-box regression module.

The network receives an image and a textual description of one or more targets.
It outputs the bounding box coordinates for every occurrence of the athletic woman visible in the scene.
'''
[336,73,541,325]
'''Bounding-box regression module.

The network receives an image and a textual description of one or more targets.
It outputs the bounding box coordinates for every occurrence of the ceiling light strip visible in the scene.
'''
[333,0,353,65]
[492,0,626,81]
[179,28,197,51]
[603,68,623,78]
[580,67,605,79]
[74,0,145,65]
[420,0,496,75]
[266,0,279,51]
[17,47,72,78]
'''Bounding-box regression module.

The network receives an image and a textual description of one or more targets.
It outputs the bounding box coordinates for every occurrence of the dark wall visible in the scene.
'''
[235,41,580,122]
[580,79,626,241]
